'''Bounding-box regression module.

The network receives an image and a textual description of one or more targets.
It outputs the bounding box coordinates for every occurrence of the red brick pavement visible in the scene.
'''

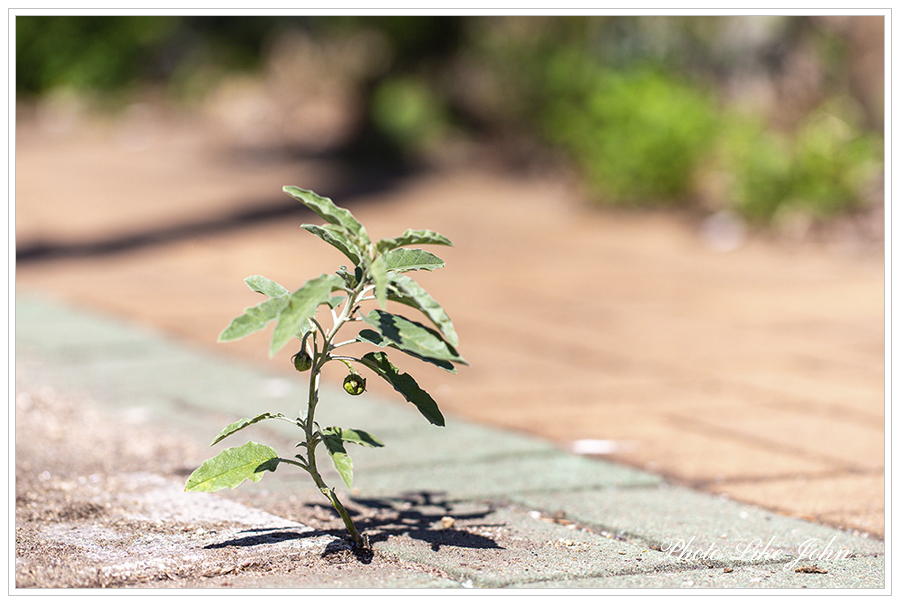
[15,109,885,538]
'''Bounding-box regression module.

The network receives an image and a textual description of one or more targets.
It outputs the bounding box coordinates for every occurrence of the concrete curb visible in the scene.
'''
[14,293,886,590]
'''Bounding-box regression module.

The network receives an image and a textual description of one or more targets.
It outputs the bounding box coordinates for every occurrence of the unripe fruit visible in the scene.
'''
[292,350,313,372]
[343,373,366,396]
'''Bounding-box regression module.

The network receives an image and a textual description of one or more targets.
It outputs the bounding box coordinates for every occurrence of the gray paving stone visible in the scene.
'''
[511,485,884,556]
[16,294,162,353]
[511,553,885,589]
[374,506,682,588]
[337,419,559,471]
[353,453,661,500]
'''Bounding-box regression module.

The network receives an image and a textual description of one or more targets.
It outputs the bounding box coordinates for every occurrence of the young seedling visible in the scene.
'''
[184,186,466,550]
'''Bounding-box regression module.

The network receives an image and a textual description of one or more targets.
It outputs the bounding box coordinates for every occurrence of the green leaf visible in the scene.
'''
[363,310,468,367]
[322,436,353,489]
[211,412,291,446]
[219,295,288,342]
[244,275,289,298]
[388,273,458,347]
[270,274,343,356]
[370,254,388,309]
[375,229,453,254]
[359,352,445,426]
[302,224,362,266]
[382,248,445,273]
[327,295,347,309]
[283,186,370,247]
[184,441,279,492]
[321,426,385,448]
[356,329,456,373]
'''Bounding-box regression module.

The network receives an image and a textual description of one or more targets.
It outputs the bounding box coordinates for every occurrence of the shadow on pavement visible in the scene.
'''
[16,156,417,264]
[310,490,504,553]
[203,527,334,549]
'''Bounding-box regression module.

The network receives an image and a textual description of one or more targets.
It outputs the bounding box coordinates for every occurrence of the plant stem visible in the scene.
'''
[301,288,368,549]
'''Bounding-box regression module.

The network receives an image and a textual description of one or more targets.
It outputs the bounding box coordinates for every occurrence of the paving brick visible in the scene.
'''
[512,554,885,589]
[373,506,681,588]
[817,512,884,540]
[510,485,884,556]
[442,391,837,481]
[673,405,884,471]
[708,473,885,538]
[354,452,661,501]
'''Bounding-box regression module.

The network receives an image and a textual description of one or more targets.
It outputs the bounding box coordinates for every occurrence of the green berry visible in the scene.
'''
[292,350,313,372]
[343,373,366,396]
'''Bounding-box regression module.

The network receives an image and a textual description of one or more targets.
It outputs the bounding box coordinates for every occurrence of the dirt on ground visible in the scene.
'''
[19,357,595,590]
[14,370,472,589]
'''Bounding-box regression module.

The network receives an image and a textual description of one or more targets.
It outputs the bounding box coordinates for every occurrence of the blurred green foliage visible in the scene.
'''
[16,15,307,96]
[455,16,882,222]
[370,77,450,152]
[542,63,719,205]
[16,16,177,93]
[722,99,883,223]
[16,15,883,225]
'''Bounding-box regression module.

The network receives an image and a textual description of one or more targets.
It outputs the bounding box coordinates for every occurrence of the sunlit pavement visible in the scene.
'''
[15,105,884,543]
[14,294,885,588]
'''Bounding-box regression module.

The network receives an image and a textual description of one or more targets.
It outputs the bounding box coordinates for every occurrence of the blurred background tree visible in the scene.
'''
[16,14,884,227]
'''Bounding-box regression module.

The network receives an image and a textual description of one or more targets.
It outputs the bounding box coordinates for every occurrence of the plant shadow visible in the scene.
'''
[197,491,502,564]
[203,527,332,549]
[308,490,505,553]
[203,526,371,562]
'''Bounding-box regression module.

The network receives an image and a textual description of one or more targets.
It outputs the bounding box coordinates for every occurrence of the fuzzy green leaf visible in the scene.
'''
[270,274,344,356]
[245,275,290,298]
[322,437,353,489]
[284,186,370,247]
[370,255,388,309]
[327,295,347,309]
[211,412,291,446]
[375,229,452,254]
[220,295,289,342]
[360,352,445,426]
[382,248,445,273]
[356,329,457,373]
[321,426,385,448]
[184,441,279,492]
[302,224,363,266]
[362,310,467,367]
[388,273,458,347]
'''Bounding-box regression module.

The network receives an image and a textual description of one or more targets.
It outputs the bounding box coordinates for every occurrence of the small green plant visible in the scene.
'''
[184,186,466,549]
